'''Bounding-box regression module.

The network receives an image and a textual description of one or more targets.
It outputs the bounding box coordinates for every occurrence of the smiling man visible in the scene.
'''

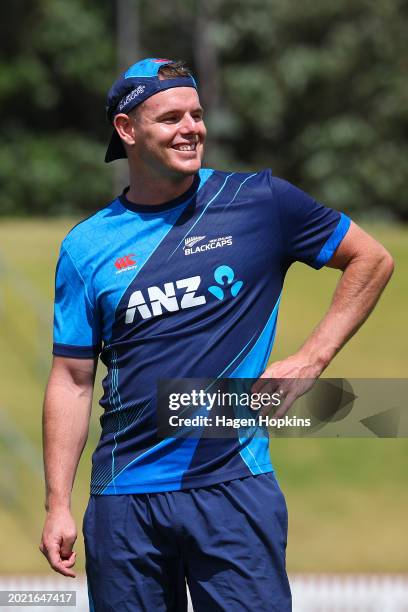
[40,58,393,611]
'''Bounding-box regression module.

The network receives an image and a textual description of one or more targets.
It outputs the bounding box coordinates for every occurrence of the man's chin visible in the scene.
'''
[165,158,202,178]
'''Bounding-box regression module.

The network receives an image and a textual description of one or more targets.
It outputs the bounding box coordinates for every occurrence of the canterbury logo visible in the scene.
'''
[115,254,136,270]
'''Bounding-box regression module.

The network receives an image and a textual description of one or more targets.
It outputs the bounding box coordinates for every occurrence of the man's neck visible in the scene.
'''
[126,167,195,206]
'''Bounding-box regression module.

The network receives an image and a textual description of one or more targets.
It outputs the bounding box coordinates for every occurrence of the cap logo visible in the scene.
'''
[118,85,146,111]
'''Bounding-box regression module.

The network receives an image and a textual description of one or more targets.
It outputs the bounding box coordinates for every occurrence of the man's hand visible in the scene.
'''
[252,352,320,417]
[39,509,77,578]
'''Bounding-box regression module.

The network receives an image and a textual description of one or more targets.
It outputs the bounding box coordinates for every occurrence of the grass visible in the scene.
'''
[0,218,407,574]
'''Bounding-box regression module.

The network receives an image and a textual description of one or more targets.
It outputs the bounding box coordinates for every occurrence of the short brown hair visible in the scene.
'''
[158,61,192,80]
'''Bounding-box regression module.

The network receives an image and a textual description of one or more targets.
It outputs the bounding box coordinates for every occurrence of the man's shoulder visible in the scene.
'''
[208,167,273,196]
[210,167,270,181]
[61,197,122,254]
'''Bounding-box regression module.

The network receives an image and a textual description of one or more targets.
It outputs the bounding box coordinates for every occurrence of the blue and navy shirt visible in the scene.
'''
[53,169,351,494]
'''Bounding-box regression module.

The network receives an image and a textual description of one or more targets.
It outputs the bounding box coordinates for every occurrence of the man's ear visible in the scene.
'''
[113,113,136,146]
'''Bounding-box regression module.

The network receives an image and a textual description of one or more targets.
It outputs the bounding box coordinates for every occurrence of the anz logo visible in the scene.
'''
[125,265,243,323]
[208,265,243,300]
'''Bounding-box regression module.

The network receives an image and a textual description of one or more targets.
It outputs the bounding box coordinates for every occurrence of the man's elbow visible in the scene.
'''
[378,246,394,278]
[350,240,394,286]
[371,245,394,285]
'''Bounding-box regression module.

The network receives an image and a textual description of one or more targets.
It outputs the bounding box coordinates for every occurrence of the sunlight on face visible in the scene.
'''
[130,87,207,178]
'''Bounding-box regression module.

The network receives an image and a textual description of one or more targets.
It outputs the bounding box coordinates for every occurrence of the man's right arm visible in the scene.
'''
[40,356,97,577]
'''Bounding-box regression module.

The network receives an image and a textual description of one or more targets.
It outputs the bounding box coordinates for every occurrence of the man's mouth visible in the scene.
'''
[171,142,197,152]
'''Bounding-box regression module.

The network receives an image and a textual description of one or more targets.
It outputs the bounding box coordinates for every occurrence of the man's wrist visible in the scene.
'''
[295,345,333,377]
[45,494,71,513]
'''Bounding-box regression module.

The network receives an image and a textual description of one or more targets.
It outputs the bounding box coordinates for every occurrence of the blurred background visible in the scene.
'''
[0,0,407,605]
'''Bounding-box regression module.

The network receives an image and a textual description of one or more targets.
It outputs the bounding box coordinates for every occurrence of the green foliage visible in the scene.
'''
[0,0,407,218]
[0,131,111,215]
[0,0,115,215]
[215,0,408,219]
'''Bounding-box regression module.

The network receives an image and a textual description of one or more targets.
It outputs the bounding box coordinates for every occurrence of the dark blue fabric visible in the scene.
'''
[108,76,196,120]
[53,169,350,495]
[83,473,291,611]
[52,343,100,358]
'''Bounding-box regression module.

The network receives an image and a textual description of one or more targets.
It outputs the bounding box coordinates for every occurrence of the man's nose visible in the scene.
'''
[179,114,198,134]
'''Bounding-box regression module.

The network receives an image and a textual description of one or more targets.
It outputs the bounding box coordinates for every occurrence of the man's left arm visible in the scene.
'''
[254,221,394,416]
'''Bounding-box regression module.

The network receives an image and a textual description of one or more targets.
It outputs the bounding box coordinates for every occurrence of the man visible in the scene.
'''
[40,58,393,611]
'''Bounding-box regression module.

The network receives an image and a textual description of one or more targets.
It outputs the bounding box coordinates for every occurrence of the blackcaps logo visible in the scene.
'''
[118,85,146,111]
[184,235,232,256]
[125,265,243,322]
[184,236,206,249]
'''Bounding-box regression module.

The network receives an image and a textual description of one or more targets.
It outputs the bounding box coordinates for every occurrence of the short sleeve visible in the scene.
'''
[53,245,102,358]
[270,174,351,269]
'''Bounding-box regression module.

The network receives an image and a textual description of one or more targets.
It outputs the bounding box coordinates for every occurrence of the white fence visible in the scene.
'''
[1,574,407,611]
[291,575,408,612]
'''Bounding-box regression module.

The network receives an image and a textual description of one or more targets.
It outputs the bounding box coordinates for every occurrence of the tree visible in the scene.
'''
[1,0,407,219]
[0,0,115,215]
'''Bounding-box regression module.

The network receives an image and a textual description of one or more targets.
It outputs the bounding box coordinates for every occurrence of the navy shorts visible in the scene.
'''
[83,472,291,611]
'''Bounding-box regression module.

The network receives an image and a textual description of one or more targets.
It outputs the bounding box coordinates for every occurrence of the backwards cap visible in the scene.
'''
[105,58,197,163]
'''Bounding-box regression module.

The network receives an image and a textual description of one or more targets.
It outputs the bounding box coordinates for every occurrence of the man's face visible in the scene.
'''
[129,87,206,178]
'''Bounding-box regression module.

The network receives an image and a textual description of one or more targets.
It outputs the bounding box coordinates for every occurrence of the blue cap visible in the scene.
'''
[105,58,197,163]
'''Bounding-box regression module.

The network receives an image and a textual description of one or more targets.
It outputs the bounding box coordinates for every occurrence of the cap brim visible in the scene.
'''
[105,129,127,163]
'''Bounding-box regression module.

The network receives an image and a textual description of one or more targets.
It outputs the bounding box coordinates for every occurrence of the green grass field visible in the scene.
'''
[0,219,407,574]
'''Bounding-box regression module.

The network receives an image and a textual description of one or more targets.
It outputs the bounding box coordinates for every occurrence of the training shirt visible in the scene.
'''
[53,169,351,494]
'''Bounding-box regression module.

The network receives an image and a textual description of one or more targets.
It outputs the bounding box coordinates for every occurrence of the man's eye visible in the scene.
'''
[163,116,178,123]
